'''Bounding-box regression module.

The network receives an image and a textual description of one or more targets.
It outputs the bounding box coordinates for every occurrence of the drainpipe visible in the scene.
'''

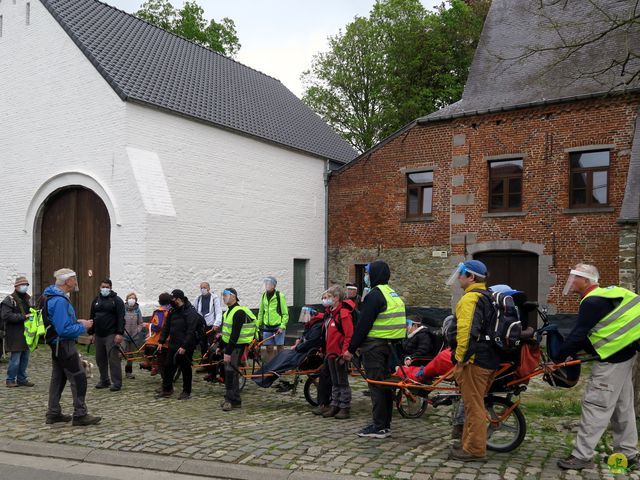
[324,160,330,290]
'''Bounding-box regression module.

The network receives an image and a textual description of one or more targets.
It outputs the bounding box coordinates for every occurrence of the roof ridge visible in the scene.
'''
[85,0,283,85]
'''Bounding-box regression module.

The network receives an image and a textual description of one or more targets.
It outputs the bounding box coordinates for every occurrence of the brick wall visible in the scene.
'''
[329,96,640,313]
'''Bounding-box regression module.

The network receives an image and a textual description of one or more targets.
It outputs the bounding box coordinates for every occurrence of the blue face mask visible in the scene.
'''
[364,274,371,288]
[100,288,111,297]
[322,298,333,307]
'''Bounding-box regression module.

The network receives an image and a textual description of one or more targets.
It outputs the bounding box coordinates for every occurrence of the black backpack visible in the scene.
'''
[473,289,522,353]
[38,294,59,344]
[193,311,207,344]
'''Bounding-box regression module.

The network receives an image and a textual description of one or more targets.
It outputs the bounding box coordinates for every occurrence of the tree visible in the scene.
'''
[302,0,490,152]
[135,0,240,57]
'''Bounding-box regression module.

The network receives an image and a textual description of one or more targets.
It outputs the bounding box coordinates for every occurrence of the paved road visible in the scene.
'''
[0,451,226,480]
[0,350,637,479]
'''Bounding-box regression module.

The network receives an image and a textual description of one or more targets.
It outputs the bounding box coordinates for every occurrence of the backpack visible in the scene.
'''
[473,289,522,353]
[38,295,59,344]
[194,311,207,344]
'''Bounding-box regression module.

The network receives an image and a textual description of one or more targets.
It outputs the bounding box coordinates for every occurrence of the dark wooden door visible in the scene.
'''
[38,188,110,319]
[473,251,538,326]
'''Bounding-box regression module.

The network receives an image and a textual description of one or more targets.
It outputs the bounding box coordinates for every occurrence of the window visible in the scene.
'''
[569,150,609,208]
[406,171,433,218]
[489,159,523,212]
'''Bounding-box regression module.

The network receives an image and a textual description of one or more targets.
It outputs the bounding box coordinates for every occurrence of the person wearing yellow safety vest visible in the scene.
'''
[555,263,639,471]
[221,288,256,412]
[343,261,406,439]
[0,276,35,388]
[257,276,289,362]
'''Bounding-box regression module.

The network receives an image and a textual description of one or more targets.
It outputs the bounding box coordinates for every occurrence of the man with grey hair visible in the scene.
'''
[42,269,101,426]
[556,263,639,470]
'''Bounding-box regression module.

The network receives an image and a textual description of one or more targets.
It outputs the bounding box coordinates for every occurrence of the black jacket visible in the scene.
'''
[0,293,30,352]
[89,291,125,337]
[401,326,434,359]
[160,302,199,351]
[556,294,636,363]
[348,260,392,353]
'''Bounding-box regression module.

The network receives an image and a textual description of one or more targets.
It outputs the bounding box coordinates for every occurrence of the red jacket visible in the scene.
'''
[324,301,355,356]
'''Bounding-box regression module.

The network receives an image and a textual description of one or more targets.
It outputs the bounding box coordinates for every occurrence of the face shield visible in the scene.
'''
[446,262,486,286]
[263,277,276,291]
[298,306,317,323]
[562,269,599,295]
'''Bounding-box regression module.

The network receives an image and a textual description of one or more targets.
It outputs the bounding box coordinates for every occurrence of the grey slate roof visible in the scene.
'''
[421,0,640,122]
[620,108,640,223]
[40,0,357,164]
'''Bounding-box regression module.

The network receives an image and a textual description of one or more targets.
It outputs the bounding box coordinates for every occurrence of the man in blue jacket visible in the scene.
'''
[44,268,101,426]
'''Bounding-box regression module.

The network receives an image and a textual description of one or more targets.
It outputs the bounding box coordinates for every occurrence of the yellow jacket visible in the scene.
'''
[455,282,486,363]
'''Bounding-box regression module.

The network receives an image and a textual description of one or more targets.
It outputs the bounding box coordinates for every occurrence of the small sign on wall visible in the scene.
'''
[432,251,448,258]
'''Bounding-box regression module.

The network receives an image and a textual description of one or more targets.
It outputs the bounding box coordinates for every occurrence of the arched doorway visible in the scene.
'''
[473,250,538,326]
[36,187,111,319]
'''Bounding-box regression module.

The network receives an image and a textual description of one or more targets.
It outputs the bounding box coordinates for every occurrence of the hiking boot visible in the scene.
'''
[178,392,191,400]
[72,414,102,426]
[448,446,485,462]
[46,414,72,425]
[95,381,110,389]
[18,381,35,387]
[357,424,391,439]
[221,401,233,412]
[334,408,350,419]
[451,424,463,440]
[312,405,330,416]
[109,385,121,392]
[155,390,173,399]
[557,455,594,470]
[6,381,18,388]
[322,406,340,418]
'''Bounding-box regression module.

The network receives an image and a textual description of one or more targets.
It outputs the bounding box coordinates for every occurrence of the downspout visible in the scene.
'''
[324,160,330,289]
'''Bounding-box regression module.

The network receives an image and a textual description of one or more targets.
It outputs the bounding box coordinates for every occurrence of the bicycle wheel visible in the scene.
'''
[304,375,319,407]
[485,396,526,453]
[396,388,428,419]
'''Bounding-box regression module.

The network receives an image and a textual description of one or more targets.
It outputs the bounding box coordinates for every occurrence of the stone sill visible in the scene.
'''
[562,207,615,215]
[481,211,528,218]
[401,216,434,223]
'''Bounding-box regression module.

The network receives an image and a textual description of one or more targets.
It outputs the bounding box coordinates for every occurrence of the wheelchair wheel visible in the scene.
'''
[396,388,428,419]
[486,396,526,453]
[304,375,319,407]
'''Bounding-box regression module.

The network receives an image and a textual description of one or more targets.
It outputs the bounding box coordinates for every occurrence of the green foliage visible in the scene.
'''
[135,0,240,57]
[302,0,490,152]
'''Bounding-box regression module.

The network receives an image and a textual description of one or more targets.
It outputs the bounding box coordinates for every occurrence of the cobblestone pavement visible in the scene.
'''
[0,349,637,480]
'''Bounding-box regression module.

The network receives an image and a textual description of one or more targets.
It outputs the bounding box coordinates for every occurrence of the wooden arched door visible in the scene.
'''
[37,187,111,320]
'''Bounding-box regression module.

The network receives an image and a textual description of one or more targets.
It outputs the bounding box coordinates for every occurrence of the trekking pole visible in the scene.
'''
[123,327,141,351]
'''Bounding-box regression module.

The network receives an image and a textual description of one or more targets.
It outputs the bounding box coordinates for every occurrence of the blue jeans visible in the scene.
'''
[6,350,30,384]
[262,329,285,346]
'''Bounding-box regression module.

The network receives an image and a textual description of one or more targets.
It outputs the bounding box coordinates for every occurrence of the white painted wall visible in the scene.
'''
[0,0,327,313]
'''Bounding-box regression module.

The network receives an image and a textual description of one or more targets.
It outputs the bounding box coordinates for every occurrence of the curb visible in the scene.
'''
[0,438,355,480]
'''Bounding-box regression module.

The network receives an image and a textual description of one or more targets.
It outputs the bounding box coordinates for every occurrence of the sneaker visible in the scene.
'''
[221,401,233,412]
[109,385,121,392]
[72,414,102,426]
[323,406,340,418]
[178,392,191,400]
[6,381,18,388]
[125,373,135,380]
[312,405,330,416]
[334,408,351,419]
[45,414,72,425]
[357,424,391,439]
[448,446,486,462]
[95,382,110,389]
[17,381,35,387]
[557,455,594,470]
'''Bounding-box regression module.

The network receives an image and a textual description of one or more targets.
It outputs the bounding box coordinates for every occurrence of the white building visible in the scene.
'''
[0,0,356,317]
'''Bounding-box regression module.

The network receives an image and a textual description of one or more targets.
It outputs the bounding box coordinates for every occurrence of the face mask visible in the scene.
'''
[17,285,28,294]
[322,299,333,307]
[127,298,136,307]
[201,288,209,296]
[100,288,111,297]
[170,301,178,308]
[364,274,371,288]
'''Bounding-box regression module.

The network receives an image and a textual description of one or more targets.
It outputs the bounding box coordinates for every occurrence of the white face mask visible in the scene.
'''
[17,285,29,294]
[127,298,136,307]
[201,288,209,296]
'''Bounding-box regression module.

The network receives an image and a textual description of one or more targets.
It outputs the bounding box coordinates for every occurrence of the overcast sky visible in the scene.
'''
[103,0,442,98]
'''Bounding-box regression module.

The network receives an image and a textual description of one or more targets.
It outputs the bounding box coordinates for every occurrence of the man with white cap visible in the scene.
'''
[43,269,101,426]
[257,276,288,362]
[556,263,639,471]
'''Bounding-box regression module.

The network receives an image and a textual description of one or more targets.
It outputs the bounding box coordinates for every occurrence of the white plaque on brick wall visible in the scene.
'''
[432,251,448,258]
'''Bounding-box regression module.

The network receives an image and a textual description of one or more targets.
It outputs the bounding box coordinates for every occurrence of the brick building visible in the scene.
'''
[328,0,640,315]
